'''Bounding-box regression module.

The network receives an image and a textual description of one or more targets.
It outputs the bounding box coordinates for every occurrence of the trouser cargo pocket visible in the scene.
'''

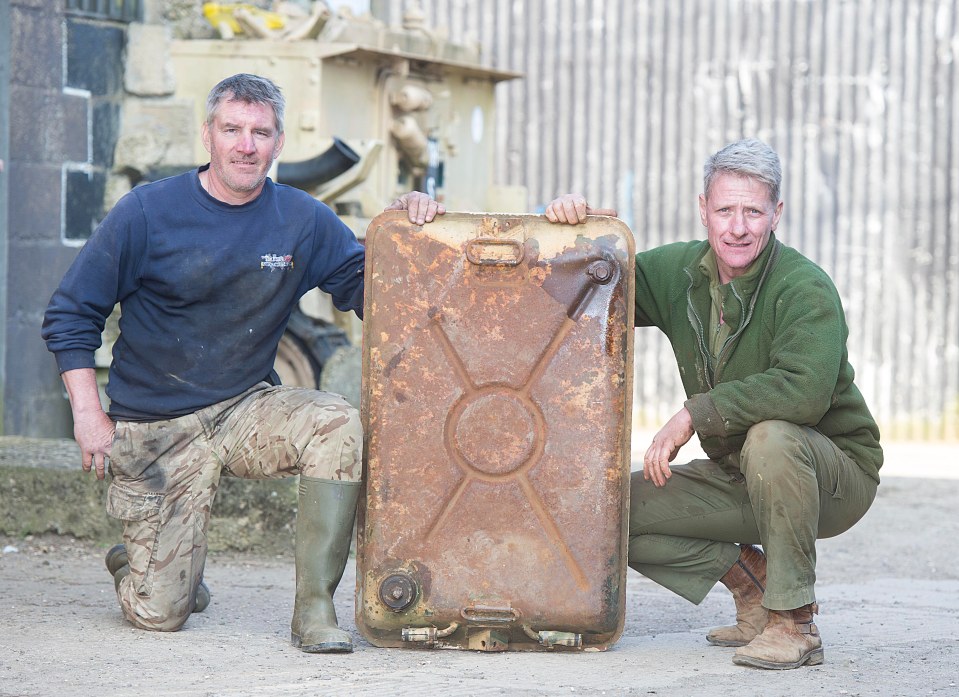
[106,482,164,596]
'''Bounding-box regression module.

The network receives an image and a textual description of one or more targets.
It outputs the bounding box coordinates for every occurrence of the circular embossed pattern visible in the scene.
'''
[453,392,537,475]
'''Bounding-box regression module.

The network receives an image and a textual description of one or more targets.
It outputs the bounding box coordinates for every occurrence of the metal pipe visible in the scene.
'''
[276,137,361,190]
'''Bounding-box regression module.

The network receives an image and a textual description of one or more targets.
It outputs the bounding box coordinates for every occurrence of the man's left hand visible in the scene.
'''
[544,194,617,224]
[386,191,446,225]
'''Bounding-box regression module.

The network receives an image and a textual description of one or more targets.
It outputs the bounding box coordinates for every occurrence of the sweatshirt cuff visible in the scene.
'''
[54,349,97,374]
[684,393,726,438]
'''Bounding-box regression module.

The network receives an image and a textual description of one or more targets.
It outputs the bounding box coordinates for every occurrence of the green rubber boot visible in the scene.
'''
[105,543,210,613]
[290,476,361,653]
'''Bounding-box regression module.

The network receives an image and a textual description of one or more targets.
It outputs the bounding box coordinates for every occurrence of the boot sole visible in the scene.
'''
[732,647,824,670]
[291,632,353,654]
[707,636,751,647]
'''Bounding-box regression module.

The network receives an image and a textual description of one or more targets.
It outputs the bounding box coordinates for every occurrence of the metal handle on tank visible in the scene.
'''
[465,238,525,267]
[461,604,520,623]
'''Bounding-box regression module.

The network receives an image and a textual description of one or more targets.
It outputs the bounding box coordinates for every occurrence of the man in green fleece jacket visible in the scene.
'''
[545,138,881,670]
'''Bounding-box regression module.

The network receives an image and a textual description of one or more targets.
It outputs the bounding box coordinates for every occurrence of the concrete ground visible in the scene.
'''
[1,438,957,697]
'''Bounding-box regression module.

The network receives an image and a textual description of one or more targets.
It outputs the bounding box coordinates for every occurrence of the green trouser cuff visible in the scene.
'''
[628,535,741,605]
[761,586,817,611]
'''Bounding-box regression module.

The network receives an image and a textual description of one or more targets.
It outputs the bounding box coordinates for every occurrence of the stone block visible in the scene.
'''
[124,23,176,97]
[91,100,121,168]
[7,248,64,318]
[8,86,92,165]
[114,98,198,171]
[63,168,107,241]
[140,0,167,25]
[8,163,62,242]
[66,18,124,96]
[62,92,91,163]
[10,6,61,89]
[105,173,134,211]
[10,87,66,164]
[3,356,73,436]
[0,462,120,540]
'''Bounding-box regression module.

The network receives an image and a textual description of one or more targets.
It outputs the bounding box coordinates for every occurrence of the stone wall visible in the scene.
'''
[5,2,139,436]
[5,1,91,437]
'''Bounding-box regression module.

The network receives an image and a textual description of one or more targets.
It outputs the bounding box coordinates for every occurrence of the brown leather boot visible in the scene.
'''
[706,544,768,647]
[732,603,824,669]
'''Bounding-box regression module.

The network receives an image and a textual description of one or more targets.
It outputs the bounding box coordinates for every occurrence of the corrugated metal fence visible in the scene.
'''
[382,0,959,440]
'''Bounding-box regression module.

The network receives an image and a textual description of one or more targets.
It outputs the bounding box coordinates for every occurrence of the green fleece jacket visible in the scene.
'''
[635,234,882,482]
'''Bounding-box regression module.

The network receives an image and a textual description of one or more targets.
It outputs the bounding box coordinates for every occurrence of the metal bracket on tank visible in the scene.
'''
[521,625,583,648]
[401,622,460,647]
[467,627,510,652]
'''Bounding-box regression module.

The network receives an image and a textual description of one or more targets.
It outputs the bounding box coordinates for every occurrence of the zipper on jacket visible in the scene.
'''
[685,267,715,390]
[713,241,783,383]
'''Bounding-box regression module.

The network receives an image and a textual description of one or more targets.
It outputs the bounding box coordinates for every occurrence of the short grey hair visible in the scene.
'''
[206,73,285,134]
[703,138,782,204]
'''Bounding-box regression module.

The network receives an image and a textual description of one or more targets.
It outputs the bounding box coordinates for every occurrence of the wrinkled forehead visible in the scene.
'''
[706,171,778,205]
[212,94,280,131]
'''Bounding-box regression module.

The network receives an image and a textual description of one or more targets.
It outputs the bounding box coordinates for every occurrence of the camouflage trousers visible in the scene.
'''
[105,383,362,631]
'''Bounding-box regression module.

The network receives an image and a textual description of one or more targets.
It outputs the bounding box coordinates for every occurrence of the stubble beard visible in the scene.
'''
[215,159,269,194]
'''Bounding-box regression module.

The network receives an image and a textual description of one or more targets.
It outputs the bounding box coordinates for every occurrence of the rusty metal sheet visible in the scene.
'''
[356,211,635,652]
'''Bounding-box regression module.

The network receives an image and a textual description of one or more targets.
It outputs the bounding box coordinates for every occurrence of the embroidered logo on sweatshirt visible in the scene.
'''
[261,254,294,271]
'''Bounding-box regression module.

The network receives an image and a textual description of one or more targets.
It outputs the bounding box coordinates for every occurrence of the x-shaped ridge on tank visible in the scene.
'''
[422,254,619,591]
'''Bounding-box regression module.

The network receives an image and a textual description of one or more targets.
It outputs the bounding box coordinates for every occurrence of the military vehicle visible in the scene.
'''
[102,3,524,405]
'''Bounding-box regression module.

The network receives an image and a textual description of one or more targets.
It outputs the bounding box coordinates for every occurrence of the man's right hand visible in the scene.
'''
[385,191,446,225]
[643,407,695,488]
[544,194,617,224]
[61,368,115,480]
[73,408,116,480]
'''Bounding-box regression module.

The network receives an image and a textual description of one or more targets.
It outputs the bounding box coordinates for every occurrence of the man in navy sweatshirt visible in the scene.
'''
[41,73,443,653]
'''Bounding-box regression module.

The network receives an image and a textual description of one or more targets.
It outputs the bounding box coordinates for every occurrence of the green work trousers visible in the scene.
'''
[628,420,878,610]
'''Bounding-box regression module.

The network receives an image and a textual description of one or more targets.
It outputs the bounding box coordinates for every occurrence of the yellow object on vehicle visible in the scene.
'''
[202,3,287,34]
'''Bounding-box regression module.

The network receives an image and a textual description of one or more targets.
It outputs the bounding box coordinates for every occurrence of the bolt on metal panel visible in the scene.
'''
[357,211,635,652]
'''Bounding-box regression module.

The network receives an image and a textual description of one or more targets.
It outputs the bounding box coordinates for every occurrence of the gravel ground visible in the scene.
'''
[1,441,957,697]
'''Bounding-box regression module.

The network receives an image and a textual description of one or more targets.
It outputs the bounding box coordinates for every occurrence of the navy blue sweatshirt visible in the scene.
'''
[42,167,365,421]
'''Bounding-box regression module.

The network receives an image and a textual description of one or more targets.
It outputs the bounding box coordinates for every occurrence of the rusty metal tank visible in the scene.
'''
[356,210,635,652]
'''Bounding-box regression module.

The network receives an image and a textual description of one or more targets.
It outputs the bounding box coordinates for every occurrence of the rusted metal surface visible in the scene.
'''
[356,211,635,652]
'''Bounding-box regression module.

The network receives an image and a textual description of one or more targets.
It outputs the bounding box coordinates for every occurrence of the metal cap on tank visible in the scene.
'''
[379,573,418,612]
